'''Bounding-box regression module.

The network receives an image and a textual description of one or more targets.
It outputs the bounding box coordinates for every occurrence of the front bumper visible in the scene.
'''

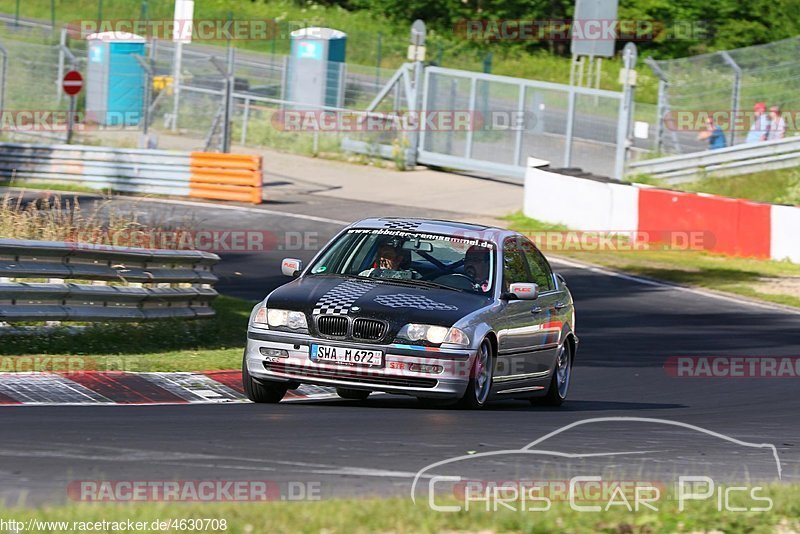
[245,329,476,399]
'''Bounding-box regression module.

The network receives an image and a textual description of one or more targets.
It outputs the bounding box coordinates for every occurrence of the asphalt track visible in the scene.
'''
[1,191,799,506]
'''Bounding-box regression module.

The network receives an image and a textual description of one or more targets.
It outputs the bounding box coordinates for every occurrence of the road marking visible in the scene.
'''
[124,197,351,226]
[550,256,800,315]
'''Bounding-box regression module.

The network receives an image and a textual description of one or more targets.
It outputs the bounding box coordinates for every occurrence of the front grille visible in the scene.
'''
[317,315,348,337]
[352,318,387,341]
[263,361,437,389]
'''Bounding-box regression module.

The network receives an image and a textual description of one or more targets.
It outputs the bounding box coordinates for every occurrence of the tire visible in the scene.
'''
[242,355,288,403]
[532,341,573,407]
[336,387,370,400]
[456,339,494,409]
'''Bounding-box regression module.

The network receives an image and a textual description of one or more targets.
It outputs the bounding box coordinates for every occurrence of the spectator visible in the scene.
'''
[767,105,786,140]
[697,116,727,150]
[745,102,769,143]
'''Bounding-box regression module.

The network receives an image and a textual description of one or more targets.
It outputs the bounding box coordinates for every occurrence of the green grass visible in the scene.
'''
[503,212,800,309]
[0,295,254,371]
[2,486,799,533]
[676,167,800,206]
[0,180,101,195]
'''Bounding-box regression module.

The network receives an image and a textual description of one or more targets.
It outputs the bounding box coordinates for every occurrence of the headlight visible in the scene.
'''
[398,324,470,346]
[253,307,308,330]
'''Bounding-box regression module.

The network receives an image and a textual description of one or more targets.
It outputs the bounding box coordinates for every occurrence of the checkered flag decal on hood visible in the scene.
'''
[312,280,376,315]
[374,293,459,311]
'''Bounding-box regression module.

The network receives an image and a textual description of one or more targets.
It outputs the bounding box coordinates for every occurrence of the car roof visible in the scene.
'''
[348,217,516,242]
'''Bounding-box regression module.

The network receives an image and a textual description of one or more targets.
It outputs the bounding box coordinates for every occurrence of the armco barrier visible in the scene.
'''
[524,159,800,263]
[627,136,800,184]
[0,142,263,204]
[0,239,220,322]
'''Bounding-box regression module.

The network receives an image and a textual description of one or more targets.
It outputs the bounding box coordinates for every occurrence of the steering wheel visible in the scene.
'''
[432,273,476,291]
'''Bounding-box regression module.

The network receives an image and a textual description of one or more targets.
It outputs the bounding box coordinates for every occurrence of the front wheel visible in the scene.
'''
[532,342,573,407]
[457,339,494,409]
[242,355,287,403]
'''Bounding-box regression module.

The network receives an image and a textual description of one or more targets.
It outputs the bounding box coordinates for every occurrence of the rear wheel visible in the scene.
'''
[457,339,494,409]
[242,355,287,403]
[336,387,370,400]
[532,341,572,407]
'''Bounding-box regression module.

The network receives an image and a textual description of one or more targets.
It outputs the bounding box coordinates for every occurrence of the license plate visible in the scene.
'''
[310,344,384,367]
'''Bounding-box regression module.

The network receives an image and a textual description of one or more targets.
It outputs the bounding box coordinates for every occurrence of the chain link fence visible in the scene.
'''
[648,36,800,155]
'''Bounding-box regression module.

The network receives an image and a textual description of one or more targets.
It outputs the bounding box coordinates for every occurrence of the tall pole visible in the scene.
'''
[171,40,182,131]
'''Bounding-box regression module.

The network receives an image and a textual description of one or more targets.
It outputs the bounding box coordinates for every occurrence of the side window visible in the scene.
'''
[502,238,533,292]
[522,240,554,292]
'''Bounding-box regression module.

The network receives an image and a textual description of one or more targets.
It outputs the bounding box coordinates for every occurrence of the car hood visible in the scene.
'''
[266,275,491,327]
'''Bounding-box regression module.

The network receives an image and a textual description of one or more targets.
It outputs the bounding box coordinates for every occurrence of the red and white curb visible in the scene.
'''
[0,371,337,405]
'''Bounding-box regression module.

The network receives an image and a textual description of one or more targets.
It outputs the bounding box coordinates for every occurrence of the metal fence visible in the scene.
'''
[416,66,632,179]
[0,23,645,179]
[648,36,800,155]
[0,238,219,322]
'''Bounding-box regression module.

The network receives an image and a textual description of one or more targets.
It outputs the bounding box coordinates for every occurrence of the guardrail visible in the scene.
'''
[0,239,220,322]
[627,136,800,184]
[0,142,263,203]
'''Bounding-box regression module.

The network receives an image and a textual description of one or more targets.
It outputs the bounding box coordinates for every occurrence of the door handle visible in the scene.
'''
[554,301,568,310]
[530,306,543,314]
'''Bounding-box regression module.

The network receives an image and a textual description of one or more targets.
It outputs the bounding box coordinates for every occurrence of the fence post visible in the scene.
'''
[563,89,576,167]
[655,78,666,153]
[0,44,7,114]
[614,43,637,180]
[375,32,382,89]
[57,27,67,103]
[720,51,741,146]
[240,97,250,145]
[222,45,234,152]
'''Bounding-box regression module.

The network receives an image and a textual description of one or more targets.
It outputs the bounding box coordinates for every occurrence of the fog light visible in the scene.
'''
[260,347,289,358]
[409,363,443,374]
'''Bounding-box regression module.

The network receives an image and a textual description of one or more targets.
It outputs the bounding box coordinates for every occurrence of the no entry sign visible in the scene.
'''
[62,70,83,96]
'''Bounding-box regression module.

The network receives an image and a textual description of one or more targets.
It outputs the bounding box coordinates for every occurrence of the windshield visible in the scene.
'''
[307,228,496,294]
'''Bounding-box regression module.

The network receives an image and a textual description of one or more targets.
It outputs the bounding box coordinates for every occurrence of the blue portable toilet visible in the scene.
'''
[287,27,347,109]
[85,32,147,126]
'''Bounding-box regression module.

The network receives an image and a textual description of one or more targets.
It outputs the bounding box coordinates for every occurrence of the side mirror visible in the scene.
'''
[281,258,303,277]
[503,282,539,300]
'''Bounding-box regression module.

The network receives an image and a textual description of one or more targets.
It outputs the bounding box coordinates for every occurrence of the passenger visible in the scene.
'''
[464,245,491,292]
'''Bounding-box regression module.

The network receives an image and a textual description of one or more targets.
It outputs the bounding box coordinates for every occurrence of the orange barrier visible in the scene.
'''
[638,188,771,259]
[189,152,262,204]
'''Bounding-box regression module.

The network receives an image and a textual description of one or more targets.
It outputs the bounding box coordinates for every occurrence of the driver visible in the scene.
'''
[359,243,418,279]
[464,245,491,292]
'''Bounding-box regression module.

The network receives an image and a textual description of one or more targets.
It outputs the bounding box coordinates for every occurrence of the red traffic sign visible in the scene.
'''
[62,70,83,96]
